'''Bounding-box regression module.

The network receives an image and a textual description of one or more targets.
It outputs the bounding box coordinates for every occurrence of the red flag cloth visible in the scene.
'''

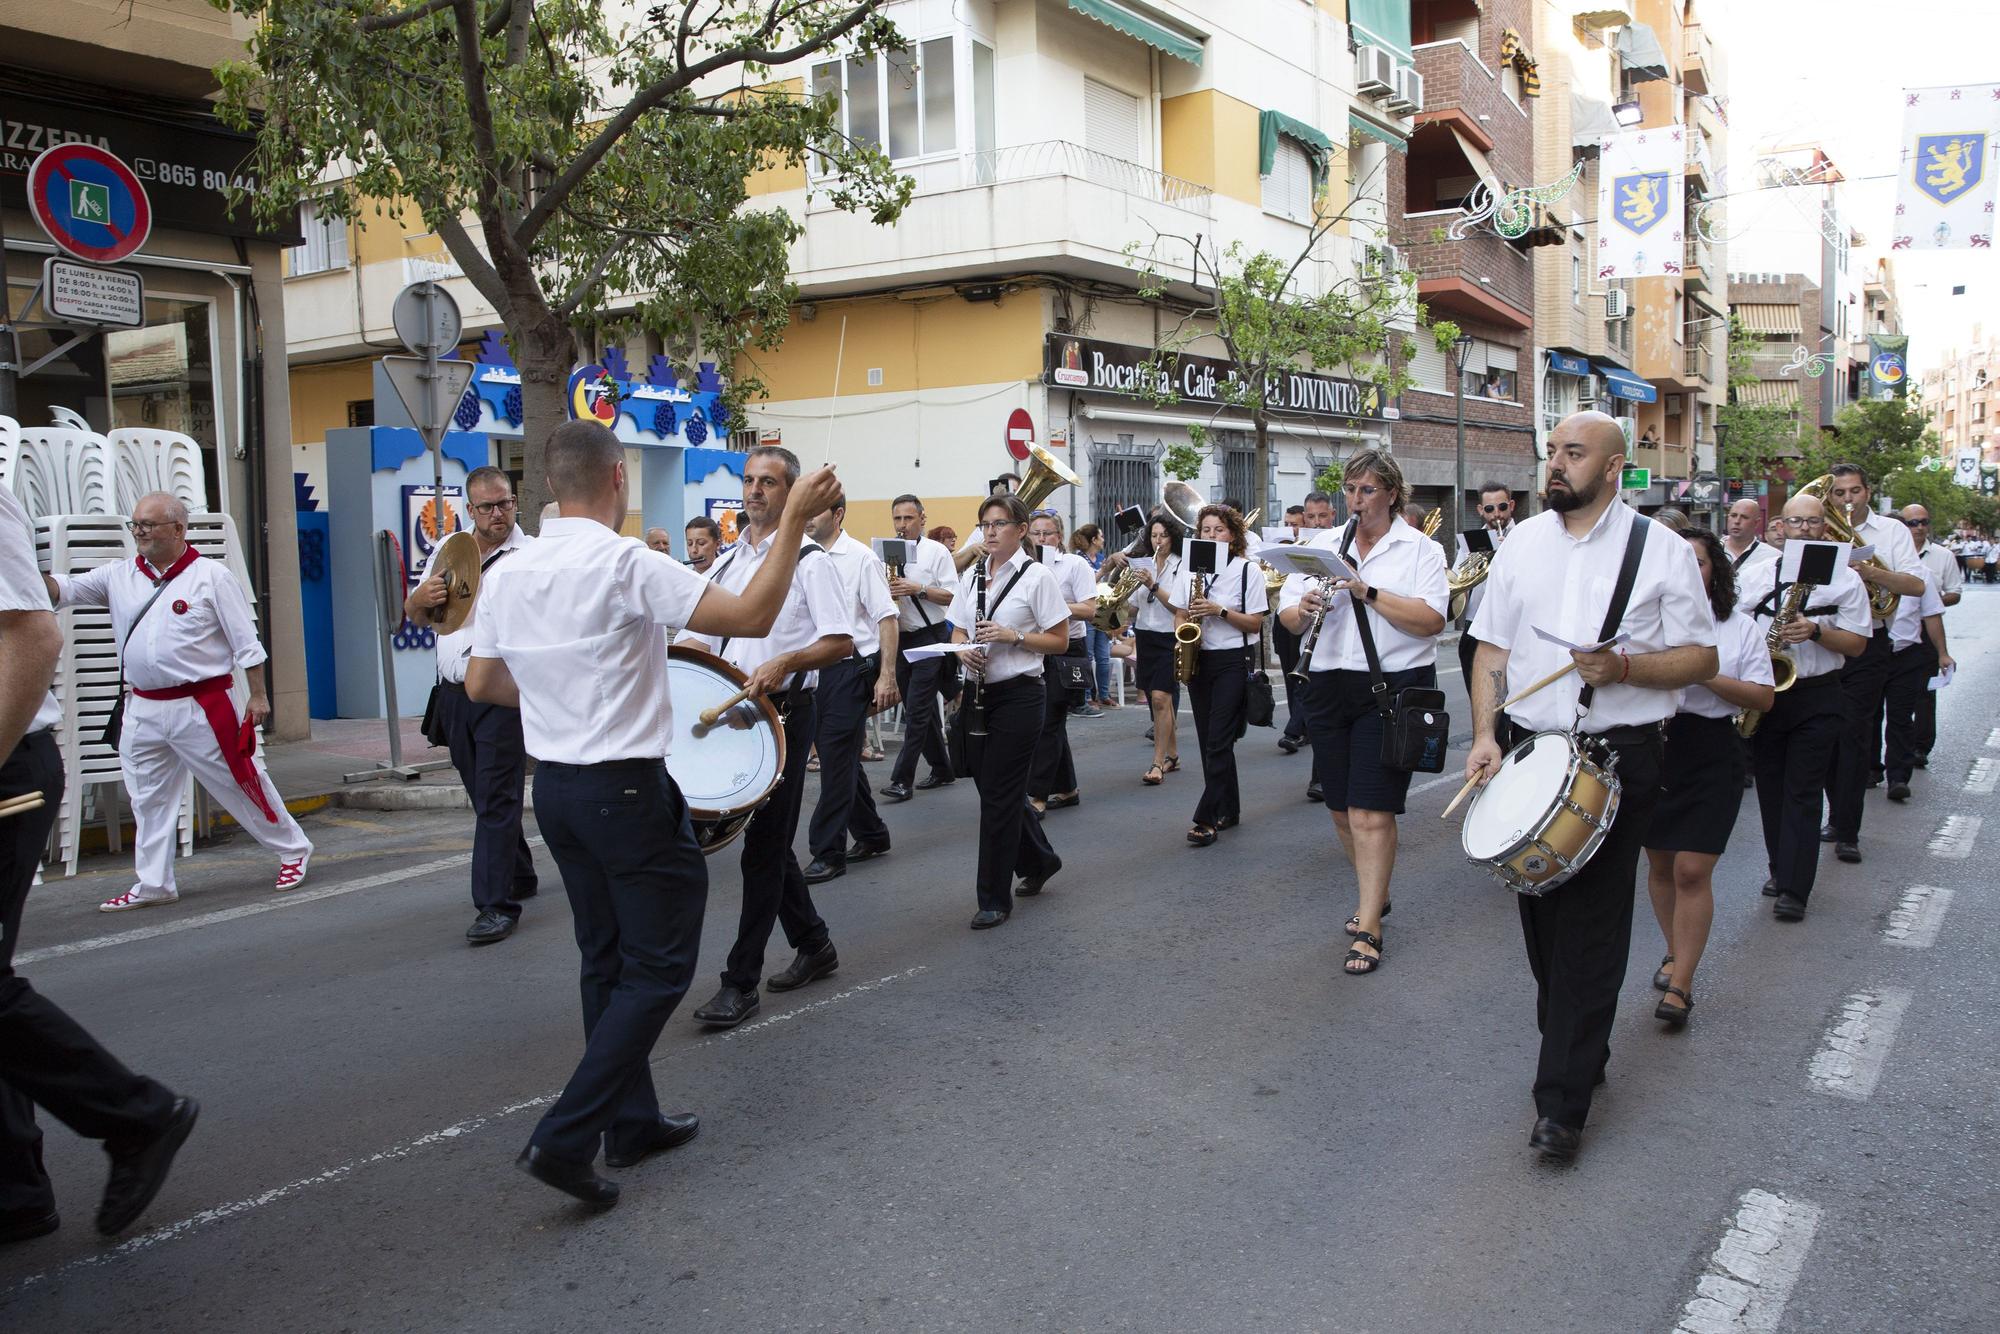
[131,675,279,823]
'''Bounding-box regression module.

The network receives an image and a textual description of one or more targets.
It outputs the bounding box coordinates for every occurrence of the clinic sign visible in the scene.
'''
[1044,335,1391,422]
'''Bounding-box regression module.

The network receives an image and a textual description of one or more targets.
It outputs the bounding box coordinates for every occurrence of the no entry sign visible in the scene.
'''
[1005,408,1034,461]
[26,144,153,264]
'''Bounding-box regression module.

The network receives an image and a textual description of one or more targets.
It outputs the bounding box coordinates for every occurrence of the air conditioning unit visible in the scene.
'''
[1356,240,1399,282]
[1666,393,1685,416]
[1385,65,1424,115]
[1356,44,1396,97]
[1604,288,1631,319]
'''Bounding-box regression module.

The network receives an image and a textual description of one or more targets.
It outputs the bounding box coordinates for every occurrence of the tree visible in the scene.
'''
[216,0,913,522]
[1803,396,1937,488]
[1716,316,1802,485]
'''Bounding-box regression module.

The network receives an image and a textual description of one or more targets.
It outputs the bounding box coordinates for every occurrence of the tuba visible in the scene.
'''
[954,443,1083,572]
[1446,549,1493,624]
[1797,474,1899,620]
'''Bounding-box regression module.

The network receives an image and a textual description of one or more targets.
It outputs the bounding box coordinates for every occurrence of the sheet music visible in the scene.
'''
[1529,626,1632,653]
[903,642,981,660]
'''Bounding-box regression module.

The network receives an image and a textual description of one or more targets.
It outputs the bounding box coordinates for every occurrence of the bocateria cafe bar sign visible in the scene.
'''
[1044,335,1390,422]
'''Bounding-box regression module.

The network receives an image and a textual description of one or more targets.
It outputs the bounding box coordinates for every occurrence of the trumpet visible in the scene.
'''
[1735,580,1809,737]
[1174,572,1206,682]
[1797,474,1899,620]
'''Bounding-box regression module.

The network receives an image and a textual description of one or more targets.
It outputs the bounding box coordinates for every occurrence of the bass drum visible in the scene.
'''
[666,644,786,855]
[1461,730,1621,895]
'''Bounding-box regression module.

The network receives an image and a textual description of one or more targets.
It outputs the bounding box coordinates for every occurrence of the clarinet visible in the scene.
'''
[1287,575,1339,686]
[966,557,990,737]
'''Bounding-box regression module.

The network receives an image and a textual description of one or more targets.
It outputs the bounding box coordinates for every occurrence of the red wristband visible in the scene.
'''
[1617,650,1631,684]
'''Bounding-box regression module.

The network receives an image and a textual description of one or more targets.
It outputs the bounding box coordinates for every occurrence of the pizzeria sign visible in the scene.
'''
[1044,335,1391,422]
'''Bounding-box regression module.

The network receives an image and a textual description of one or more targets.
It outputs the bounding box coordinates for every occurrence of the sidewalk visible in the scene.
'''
[264,716,462,800]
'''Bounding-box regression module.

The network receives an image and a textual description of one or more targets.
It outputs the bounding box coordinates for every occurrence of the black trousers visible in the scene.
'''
[1882,643,1932,785]
[1029,646,1083,799]
[723,691,829,991]
[1913,639,1940,762]
[437,683,537,919]
[528,759,707,1165]
[967,676,1058,914]
[1,731,177,1216]
[1188,648,1248,826]
[808,656,891,864]
[1511,727,1663,1130]
[1752,674,1843,902]
[1828,628,1892,841]
[1274,621,1306,741]
[889,625,953,788]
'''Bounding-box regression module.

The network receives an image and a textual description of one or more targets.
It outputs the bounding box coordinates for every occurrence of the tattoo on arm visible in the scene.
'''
[1483,668,1506,727]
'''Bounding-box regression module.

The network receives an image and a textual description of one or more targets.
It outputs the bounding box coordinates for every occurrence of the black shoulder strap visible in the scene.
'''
[1576,513,1651,716]
[1338,523,1393,711]
[113,558,194,708]
[984,560,1031,621]
[717,542,822,660]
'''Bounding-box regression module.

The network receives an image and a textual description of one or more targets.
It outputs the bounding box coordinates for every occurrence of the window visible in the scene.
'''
[812,38,961,169]
[1084,78,1142,163]
[1572,254,1582,305]
[1263,138,1313,221]
[347,399,375,429]
[288,201,348,277]
[1407,335,1449,393]
[973,41,995,155]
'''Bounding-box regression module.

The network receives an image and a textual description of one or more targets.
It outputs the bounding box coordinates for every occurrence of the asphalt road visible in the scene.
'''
[4,593,1997,1333]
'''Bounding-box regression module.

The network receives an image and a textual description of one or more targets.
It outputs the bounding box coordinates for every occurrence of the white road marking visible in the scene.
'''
[4,966,928,1294]
[13,839,544,968]
[1927,813,1981,859]
[1965,757,2000,795]
[1986,726,2000,750]
[1883,885,1954,950]
[1673,1188,1824,1334]
[1807,988,1912,1101]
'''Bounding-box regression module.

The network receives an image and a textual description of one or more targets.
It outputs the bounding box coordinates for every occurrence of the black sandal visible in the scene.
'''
[1343,903,1393,938]
[1344,930,1384,975]
[1142,765,1164,786]
[1655,985,1692,1028]
[1163,755,1181,773]
[1187,824,1217,847]
[1652,955,1674,992]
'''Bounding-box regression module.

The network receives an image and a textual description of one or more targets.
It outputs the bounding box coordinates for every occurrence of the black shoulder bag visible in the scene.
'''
[100,564,192,750]
[1341,523,1449,773]
[1240,561,1276,729]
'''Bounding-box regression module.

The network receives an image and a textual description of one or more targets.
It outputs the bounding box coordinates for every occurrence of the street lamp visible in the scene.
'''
[1612,99,1644,127]
[1453,334,1476,536]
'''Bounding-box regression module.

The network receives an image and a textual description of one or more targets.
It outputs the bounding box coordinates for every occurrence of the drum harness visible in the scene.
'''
[711,542,829,721]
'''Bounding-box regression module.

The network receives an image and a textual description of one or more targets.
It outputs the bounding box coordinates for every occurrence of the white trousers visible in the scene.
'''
[120,691,313,895]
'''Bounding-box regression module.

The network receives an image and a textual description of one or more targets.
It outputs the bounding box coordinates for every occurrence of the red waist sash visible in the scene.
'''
[130,675,277,823]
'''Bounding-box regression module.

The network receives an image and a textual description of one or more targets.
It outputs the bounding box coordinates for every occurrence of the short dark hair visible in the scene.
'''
[1284,504,1305,518]
[1830,462,1869,488]
[1478,481,1511,497]
[980,493,1032,527]
[1303,491,1334,508]
[747,444,801,482]
[1682,527,1737,622]
[465,465,511,494]
[891,493,923,512]
[685,515,722,538]
[544,420,623,499]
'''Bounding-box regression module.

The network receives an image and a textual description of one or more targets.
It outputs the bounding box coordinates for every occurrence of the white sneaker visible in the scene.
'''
[274,855,310,892]
[99,887,179,913]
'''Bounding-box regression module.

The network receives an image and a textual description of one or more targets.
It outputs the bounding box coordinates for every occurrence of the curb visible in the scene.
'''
[73,793,336,856]
[333,783,471,812]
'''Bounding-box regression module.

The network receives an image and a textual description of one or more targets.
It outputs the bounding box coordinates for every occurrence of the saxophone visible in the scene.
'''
[1174,572,1206,682]
[1735,581,1810,738]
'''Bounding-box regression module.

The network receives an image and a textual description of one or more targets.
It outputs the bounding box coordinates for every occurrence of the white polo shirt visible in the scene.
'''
[1038,546,1096,644]
[419,524,531,684]
[822,530,897,659]
[1282,517,1450,673]
[0,486,61,734]
[1679,609,1777,720]
[687,527,854,690]
[947,548,1070,685]
[1742,557,1872,680]
[1170,552,1269,651]
[1915,541,1962,606]
[893,534,958,635]
[1852,508,1925,628]
[55,548,265,691]
[1131,554,1180,634]
[1470,503,1716,733]
[471,516,709,764]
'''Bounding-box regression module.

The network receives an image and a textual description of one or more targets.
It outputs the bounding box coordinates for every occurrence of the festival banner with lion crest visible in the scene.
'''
[1596,127,1685,280]
[1892,84,2000,251]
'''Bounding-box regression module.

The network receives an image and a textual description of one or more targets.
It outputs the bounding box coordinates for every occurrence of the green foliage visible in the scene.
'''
[1430,321,1463,354]
[1800,396,1937,488]
[1163,442,1204,482]
[1312,460,1344,496]
[1717,315,1802,485]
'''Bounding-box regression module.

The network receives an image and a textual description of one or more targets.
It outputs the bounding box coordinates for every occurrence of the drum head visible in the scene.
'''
[666,645,784,819]
[1462,732,1575,859]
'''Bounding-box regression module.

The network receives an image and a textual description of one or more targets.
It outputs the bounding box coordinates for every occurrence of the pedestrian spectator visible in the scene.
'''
[1072,524,1117,708]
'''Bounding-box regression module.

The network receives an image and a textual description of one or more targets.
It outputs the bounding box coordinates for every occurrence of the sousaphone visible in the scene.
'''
[421,530,483,635]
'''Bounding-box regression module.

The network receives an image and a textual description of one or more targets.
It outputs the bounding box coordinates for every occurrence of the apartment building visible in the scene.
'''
[1728,271,1823,432]
[1920,324,2000,466]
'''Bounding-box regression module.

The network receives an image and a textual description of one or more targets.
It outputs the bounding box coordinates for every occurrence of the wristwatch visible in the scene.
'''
[1364,586,1380,604]
[1014,628,1024,646]
[1809,622,1822,641]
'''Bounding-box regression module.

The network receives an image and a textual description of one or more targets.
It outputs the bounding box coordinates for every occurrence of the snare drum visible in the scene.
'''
[1461,731,1622,894]
[666,645,786,855]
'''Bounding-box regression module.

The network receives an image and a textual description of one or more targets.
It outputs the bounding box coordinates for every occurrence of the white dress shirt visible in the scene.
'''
[1725,538,1780,587]
[419,524,531,684]
[1282,517,1450,673]
[471,517,709,765]
[822,530,897,659]
[1890,575,1946,651]
[1039,546,1096,643]
[1853,509,1925,627]
[1131,554,1180,634]
[55,549,266,691]
[1743,558,1872,680]
[1470,503,1717,732]
[1915,541,1962,606]
[1454,521,1512,624]
[894,535,958,635]
[689,527,854,690]
[0,486,61,735]
[1679,609,1777,719]
[947,548,1070,685]
[1169,552,1269,650]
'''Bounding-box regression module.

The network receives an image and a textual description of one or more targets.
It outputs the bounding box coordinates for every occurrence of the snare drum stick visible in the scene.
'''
[1439,772,1484,820]
[1500,662,1578,711]
[698,687,755,728]
[0,792,46,821]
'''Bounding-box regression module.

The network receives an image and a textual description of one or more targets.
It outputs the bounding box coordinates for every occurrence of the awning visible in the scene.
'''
[1449,125,1504,195]
[1260,110,1335,189]
[1065,0,1204,65]
[1571,94,1620,149]
[1736,380,1802,408]
[1347,0,1414,62]
[1548,351,1591,377]
[1735,303,1803,336]
[1595,363,1658,403]
[1615,23,1670,83]
[1349,112,1410,153]
[1498,27,1541,97]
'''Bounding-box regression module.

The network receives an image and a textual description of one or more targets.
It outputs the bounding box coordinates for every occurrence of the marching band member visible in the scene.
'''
[1821,464,1927,864]
[1279,452,1447,975]
[683,516,722,575]
[949,494,1069,929]
[405,465,536,946]
[1107,512,1184,786]
[881,494,960,802]
[467,420,840,1205]
[1453,481,1516,683]
[1903,504,1962,769]
[681,446,857,1030]
[1465,413,1717,1162]
[802,495,899,884]
[1641,528,1775,1027]
[1747,495,1869,921]
[1169,507,1267,846]
[1026,511,1096,814]
[45,492,313,912]
[1879,517,1950,803]
[1722,498,1779,582]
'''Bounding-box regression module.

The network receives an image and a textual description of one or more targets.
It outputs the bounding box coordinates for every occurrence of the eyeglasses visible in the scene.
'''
[1480,503,1512,513]
[469,498,517,516]
[1903,517,1930,527]
[127,520,180,534]
[1778,517,1823,529]
[1342,484,1383,499]
[978,519,1023,533]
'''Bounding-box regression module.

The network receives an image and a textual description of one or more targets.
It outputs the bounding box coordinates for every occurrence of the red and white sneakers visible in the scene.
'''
[99,887,179,913]
[274,855,309,893]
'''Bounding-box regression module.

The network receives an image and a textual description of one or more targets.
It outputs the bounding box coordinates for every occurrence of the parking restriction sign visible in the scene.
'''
[25,144,154,264]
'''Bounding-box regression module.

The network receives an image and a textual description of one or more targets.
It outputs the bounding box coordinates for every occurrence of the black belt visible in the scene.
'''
[1581,722,1666,747]
[1793,670,1842,687]
[538,757,664,774]
[902,623,951,648]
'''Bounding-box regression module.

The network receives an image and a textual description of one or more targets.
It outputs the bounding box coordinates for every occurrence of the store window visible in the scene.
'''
[288,200,349,277]
[107,298,222,512]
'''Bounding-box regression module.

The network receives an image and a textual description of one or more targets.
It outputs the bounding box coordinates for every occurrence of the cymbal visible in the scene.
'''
[427,530,482,635]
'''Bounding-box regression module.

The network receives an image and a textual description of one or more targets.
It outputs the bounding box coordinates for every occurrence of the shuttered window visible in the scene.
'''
[1084,78,1142,163]
[1407,335,1449,393]
[1262,139,1312,221]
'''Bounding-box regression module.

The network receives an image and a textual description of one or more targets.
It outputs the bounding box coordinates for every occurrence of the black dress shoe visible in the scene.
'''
[1887,782,1911,802]
[1016,857,1061,897]
[603,1113,699,1168]
[880,782,913,802]
[1835,841,1861,864]
[969,909,1010,930]
[1045,791,1080,810]
[1528,1117,1580,1164]
[847,839,892,862]
[97,1097,198,1236]
[0,1208,58,1245]
[1306,781,1324,803]
[1761,877,1779,898]
[692,985,760,1028]
[1277,735,1300,754]
[1216,815,1240,831]
[466,909,517,945]
[1773,892,1808,921]
[802,857,845,885]
[1914,753,1929,769]
[915,773,955,790]
[516,1145,619,1206]
[766,942,838,993]
[1820,824,1836,843]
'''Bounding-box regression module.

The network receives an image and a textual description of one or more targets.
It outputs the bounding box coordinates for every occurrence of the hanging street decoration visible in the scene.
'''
[1596,127,1685,278]
[1449,161,1584,241]
[1777,347,1837,379]
[1891,83,2000,250]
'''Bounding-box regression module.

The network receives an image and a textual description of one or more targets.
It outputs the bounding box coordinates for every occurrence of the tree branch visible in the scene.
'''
[553,236,632,319]
[359,0,455,33]
[432,212,511,313]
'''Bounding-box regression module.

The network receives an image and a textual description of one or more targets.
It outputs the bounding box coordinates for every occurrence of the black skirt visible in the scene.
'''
[1644,712,1747,855]
[1133,628,1178,695]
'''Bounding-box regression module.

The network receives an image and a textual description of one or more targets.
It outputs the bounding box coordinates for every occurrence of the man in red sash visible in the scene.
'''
[45,492,312,911]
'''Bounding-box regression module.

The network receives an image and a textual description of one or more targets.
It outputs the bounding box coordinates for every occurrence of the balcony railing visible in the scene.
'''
[1685,341,1713,384]
[1683,23,1713,95]
[964,141,1214,209]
